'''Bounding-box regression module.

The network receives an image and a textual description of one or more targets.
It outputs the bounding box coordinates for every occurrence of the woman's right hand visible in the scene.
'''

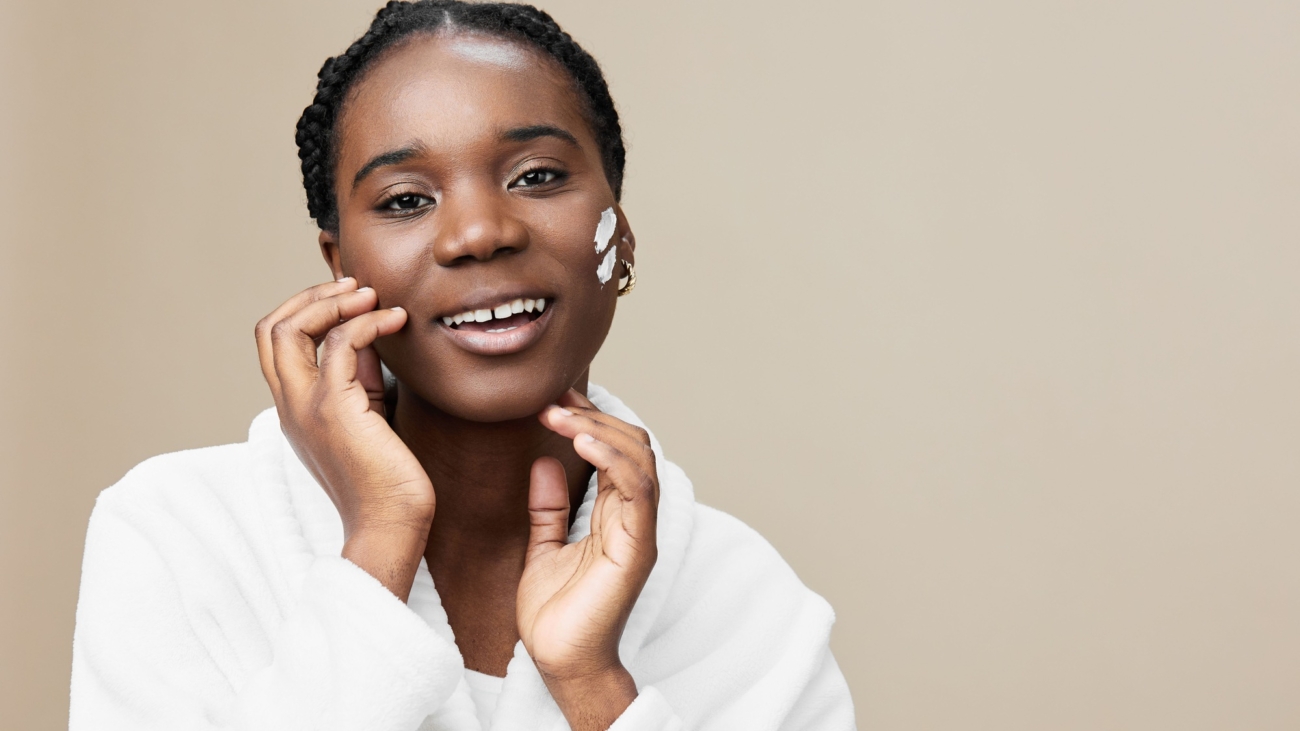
[255,277,433,600]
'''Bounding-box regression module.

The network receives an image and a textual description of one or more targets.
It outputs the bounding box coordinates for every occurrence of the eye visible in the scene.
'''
[382,193,433,212]
[512,168,565,189]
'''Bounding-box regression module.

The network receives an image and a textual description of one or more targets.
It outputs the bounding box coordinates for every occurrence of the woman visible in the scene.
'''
[69,2,856,729]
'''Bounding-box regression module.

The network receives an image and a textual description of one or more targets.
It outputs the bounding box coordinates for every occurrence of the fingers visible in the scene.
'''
[573,434,657,543]
[539,403,654,472]
[541,404,655,491]
[536,399,658,549]
[265,288,385,400]
[526,457,571,562]
[317,307,407,391]
[355,345,387,415]
[556,387,595,411]
[553,389,650,444]
[255,278,359,402]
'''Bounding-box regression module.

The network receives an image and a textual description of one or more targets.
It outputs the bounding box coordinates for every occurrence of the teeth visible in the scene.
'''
[447,298,548,328]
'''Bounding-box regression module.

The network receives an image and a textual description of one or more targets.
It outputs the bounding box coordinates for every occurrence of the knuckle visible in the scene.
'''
[322,327,349,351]
[254,316,272,341]
[269,318,296,343]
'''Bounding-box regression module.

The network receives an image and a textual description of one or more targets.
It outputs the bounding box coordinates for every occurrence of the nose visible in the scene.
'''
[432,188,528,266]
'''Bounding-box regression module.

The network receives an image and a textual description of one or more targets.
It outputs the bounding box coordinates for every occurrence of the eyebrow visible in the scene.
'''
[350,126,579,189]
[500,124,580,148]
[352,144,425,189]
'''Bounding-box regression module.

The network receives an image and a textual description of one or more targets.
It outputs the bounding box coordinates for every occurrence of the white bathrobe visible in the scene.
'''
[70,385,856,730]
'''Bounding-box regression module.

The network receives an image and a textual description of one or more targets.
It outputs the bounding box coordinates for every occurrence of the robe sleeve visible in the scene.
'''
[603,504,857,731]
[69,487,462,731]
[605,646,855,731]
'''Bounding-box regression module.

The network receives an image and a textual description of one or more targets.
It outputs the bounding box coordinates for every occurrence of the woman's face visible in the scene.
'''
[323,32,631,422]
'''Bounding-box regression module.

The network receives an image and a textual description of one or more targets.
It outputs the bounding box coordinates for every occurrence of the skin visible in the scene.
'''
[253,31,652,731]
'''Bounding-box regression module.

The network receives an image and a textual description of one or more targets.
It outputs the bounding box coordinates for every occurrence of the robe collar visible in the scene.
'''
[248,384,696,729]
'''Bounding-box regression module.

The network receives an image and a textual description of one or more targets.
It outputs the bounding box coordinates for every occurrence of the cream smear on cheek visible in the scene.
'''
[593,207,618,284]
[596,248,618,284]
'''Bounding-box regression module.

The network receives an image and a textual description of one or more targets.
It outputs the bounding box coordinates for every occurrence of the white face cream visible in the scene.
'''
[596,247,618,285]
[444,36,531,70]
[593,207,617,254]
[593,207,619,284]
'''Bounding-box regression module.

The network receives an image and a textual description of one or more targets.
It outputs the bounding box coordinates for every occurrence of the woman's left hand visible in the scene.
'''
[518,388,659,730]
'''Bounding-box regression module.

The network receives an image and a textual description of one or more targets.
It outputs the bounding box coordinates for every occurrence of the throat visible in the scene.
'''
[428,546,524,677]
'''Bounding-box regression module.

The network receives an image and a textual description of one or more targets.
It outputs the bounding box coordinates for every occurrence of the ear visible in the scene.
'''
[319,229,344,280]
[614,204,636,262]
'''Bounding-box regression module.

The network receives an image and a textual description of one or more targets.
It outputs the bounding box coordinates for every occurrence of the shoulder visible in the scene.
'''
[78,421,295,629]
[84,430,285,584]
[93,440,256,530]
[91,408,286,536]
[646,500,835,659]
[629,497,841,708]
[678,503,832,620]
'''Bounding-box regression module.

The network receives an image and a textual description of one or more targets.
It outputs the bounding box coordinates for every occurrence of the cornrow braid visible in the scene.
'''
[294,0,626,232]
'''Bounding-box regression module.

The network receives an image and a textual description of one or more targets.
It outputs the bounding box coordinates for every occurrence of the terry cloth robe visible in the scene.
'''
[70,384,857,731]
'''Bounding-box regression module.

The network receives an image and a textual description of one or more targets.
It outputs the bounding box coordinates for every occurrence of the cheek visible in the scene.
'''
[550,207,622,317]
[555,206,619,288]
[339,236,429,305]
[548,205,618,284]
[543,209,621,350]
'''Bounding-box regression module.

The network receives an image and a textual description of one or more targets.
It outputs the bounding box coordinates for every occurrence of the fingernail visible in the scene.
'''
[337,276,354,283]
[577,433,596,444]
[550,405,573,417]
[390,306,405,312]
[356,286,373,293]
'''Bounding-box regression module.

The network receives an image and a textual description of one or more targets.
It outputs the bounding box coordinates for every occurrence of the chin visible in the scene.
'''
[427,375,573,423]
[385,350,586,424]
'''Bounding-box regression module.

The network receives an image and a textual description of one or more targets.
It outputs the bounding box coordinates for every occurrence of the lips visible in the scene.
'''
[438,298,554,356]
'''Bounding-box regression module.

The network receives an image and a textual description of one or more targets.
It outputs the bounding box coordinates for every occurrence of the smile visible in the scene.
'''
[442,297,546,332]
[438,297,552,356]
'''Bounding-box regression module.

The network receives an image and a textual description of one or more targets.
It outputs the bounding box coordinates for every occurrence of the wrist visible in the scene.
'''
[539,662,637,731]
[341,519,430,602]
[342,491,435,540]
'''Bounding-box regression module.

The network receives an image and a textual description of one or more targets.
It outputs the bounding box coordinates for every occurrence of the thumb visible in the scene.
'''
[526,457,571,562]
[356,346,386,415]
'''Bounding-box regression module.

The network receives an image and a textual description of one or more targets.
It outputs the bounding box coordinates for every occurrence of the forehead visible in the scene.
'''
[336,32,591,166]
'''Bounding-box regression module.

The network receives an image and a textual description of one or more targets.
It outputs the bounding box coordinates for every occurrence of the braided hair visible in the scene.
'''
[294,0,626,232]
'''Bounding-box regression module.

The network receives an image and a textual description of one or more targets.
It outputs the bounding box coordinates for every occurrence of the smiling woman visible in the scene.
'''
[67,2,856,730]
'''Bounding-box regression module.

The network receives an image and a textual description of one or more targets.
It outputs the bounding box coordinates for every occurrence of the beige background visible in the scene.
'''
[3,0,1298,728]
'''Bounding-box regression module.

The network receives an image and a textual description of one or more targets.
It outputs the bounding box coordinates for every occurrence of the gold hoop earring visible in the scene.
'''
[617,259,636,297]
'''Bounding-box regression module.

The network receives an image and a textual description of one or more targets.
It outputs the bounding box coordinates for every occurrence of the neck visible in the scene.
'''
[391,380,593,568]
